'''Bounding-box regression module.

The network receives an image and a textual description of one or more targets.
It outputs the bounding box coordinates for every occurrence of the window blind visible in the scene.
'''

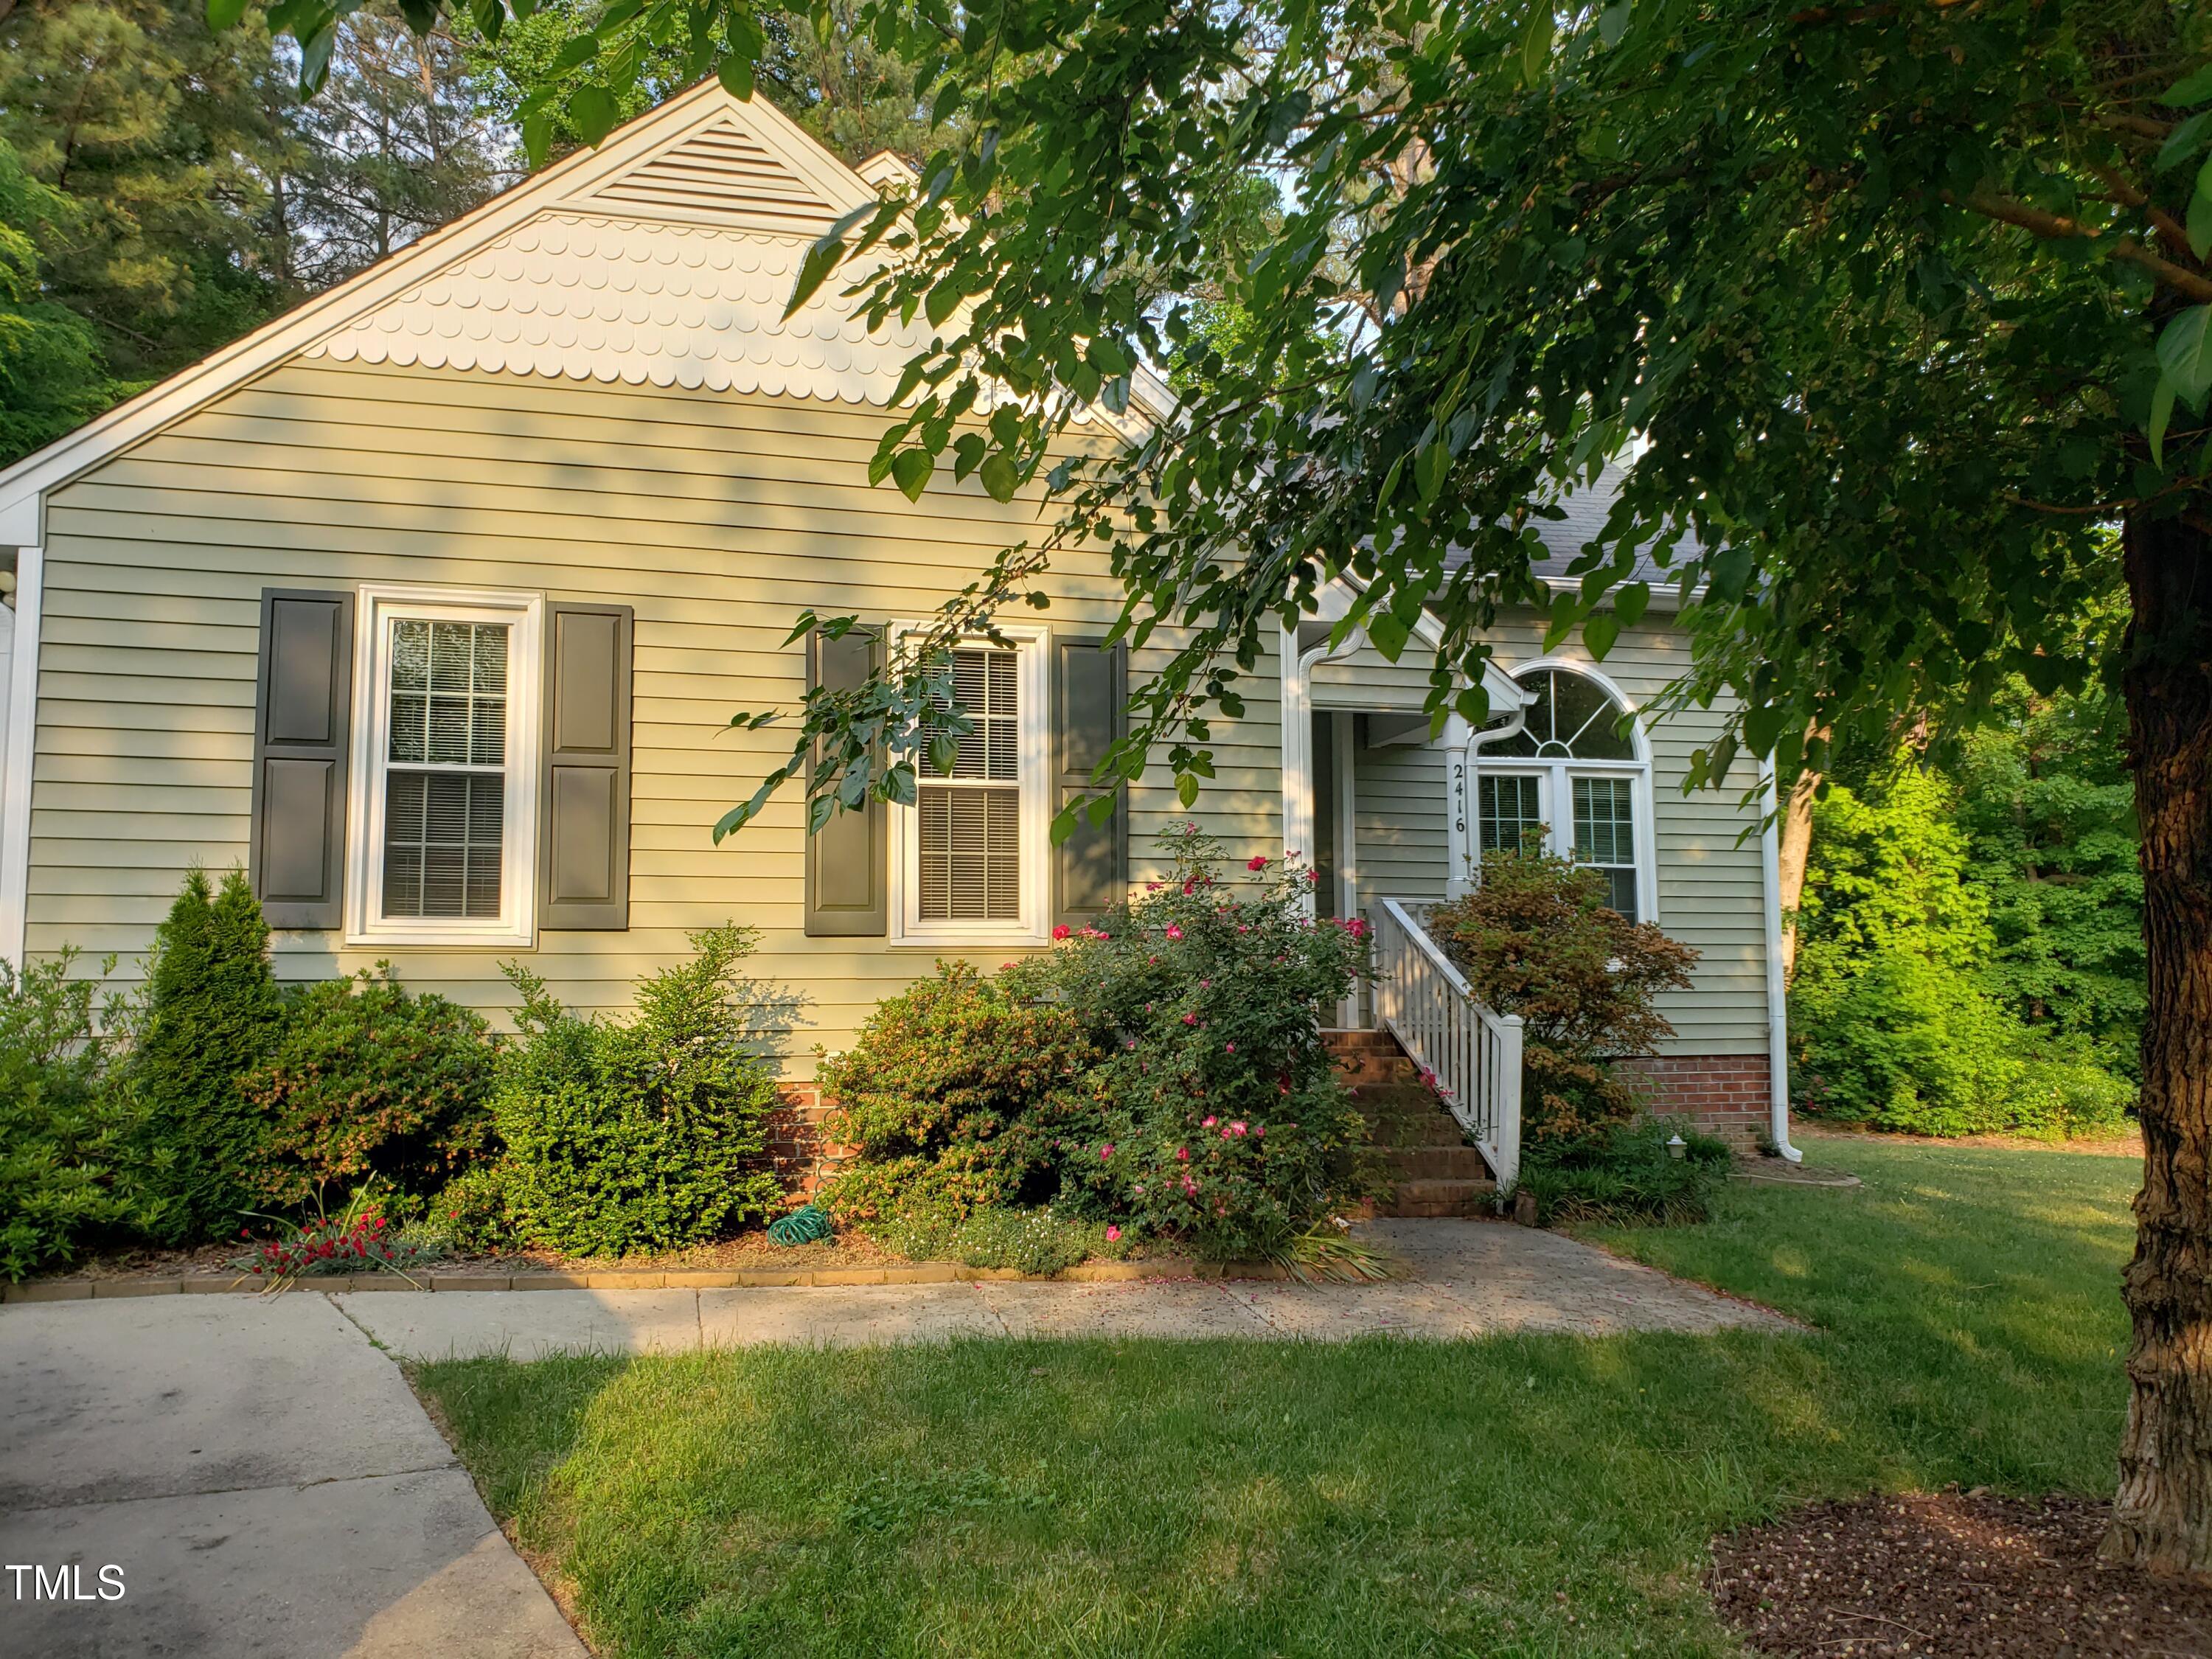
[919,646,1021,919]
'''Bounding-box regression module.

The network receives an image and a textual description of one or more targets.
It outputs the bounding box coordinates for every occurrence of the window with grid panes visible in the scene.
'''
[917,647,1022,920]
[1474,664,1651,922]
[381,619,510,919]
[1571,775,1640,922]
[1478,773,1543,855]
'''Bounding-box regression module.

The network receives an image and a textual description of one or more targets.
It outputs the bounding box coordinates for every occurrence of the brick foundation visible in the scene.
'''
[1621,1053,1773,1152]
[765,1086,841,1196]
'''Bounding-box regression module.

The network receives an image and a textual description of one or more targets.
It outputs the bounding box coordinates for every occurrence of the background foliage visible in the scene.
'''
[1792,675,2140,1138]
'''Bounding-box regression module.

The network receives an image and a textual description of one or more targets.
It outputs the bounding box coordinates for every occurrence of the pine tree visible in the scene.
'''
[131,869,284,1242]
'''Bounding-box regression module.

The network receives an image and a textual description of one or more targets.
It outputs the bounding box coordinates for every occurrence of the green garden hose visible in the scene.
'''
[768,1203,832,1247]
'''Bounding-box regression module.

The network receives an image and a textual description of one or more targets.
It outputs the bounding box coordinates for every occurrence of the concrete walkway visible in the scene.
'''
[0,1293,585,1659]
[0,1221,1785,1658]
[333,1219,1789,1360]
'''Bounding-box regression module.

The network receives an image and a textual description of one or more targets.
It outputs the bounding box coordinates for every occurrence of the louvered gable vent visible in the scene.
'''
[582,115,838,232]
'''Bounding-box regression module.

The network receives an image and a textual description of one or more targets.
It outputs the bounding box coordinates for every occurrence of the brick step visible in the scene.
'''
[1380,1177,1498,1220]
[1336,1059,1421,1087]
[1353,1082,1444,1112]
[1322,1029,1402,1052]
[1384,1145,1493,1181]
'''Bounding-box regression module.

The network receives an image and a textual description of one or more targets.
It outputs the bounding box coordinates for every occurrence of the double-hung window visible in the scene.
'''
[346,585,543,946]
[1475,664,1655,923]
[890,622,1049,945]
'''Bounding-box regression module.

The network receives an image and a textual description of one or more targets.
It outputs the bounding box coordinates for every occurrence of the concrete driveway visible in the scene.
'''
[0,1294,583,1659]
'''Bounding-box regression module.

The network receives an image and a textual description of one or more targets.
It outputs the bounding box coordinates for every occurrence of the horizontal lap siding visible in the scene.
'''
[30,358,1283,1077]
[1479,618,1770,1051]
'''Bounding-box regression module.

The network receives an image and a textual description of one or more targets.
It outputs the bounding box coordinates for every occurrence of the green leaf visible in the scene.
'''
[891,448,933,501]
[1414,439,1450,503]
[1176,772,1200,808]
[1597,1,1630,47]
[1520,2,1554,87]
[785,237,844,319]
[521,113,554,170]
[2165,63,2212,107]
[1584,610,1620,659]
[1615,581,1650,629]
[205,0,250,27]
[1366,611,1411,662]
[2190,187,2212,261]
[718,53,756,101]
[2149,375,2176,469]
[1708,545,1756,602]
[2156,110,2212,173]
[551,34,601,72]
[567,84,619,146]
[925,277,964,327]
[978,453,1020,502]
[2156,305,2212,408]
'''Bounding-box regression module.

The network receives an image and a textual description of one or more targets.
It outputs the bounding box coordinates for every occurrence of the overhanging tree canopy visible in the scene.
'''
[242,0,2212,1571]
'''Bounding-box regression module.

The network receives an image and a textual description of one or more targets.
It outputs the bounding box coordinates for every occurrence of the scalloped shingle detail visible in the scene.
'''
[307,214,938,403]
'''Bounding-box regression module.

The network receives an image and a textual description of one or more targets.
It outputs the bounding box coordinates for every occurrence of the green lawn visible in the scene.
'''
[415,1139,2136,1658]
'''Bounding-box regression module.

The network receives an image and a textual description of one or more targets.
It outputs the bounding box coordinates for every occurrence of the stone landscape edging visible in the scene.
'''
[3,1257,1296,1301]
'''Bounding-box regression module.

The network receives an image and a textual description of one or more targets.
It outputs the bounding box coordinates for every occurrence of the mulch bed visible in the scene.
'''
[1709,1489,2212,1657]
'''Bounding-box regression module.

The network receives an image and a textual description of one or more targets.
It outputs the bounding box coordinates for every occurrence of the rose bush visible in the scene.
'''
[826,823,1380,1262]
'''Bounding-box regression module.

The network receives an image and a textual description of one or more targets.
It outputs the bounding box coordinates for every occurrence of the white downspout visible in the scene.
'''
[1457,698,1532,891]
[1757,754,1804,1162]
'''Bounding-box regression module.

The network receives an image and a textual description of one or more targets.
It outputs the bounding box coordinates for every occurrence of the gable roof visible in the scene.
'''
[0,80,1161,546]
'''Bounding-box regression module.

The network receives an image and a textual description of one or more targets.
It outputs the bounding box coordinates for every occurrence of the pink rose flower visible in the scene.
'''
[1101,1143,1115,1159]
[1225,1042,1236,1054]
[1248,855,1269,871]
[1105,1225,1121,1242]
[1175,1147,1190,1161]
[1183,1011,1199,1025]
[1221,1127,1234,1139]
[1052,923,1072,940]
[1230,1121,1248,1136]
[1165,924,1184,941]
[1203,1116,1217,1127]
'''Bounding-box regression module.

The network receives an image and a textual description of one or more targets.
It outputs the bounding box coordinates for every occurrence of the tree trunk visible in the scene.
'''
[1776,751,1820,986]
[2106,498,2212,1576]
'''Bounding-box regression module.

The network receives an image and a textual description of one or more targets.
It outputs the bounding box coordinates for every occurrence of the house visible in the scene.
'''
[0,82,1797,1182]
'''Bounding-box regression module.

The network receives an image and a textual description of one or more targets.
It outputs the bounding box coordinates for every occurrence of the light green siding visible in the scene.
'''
[29,358,1280,1076]
[28,354,1767,1072]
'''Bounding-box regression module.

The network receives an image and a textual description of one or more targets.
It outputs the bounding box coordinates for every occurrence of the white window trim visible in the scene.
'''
[1473,657,1660,925]
[344,583,543,948]
[885,619,1052,949]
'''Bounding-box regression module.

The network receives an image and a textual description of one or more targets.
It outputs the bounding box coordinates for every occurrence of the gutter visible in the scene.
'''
[1756,754,1804,1163]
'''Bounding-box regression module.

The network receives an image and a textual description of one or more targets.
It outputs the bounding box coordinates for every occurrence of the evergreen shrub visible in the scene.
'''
[130,869,284,1242]
[490,925,784,1256]
[237,967,496,1208]
[0,950,142,1279]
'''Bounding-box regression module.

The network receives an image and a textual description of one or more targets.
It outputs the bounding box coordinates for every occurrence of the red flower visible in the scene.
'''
[1052,923,1072,940]
[1247,855,1269,871]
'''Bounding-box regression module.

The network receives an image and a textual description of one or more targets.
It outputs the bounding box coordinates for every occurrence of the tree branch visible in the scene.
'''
[1954,191,2212,304]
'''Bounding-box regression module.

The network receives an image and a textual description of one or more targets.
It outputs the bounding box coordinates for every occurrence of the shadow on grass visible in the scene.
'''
[416,1138,2137,1659]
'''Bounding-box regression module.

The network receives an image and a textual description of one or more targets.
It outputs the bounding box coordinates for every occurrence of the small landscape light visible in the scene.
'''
[1666,1133,1687,1160]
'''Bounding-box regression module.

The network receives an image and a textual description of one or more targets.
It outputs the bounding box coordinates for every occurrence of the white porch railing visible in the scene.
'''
[1369,897,1525,1189]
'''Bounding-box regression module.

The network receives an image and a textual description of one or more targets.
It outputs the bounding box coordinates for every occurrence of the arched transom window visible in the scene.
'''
[1475,665,1652,922]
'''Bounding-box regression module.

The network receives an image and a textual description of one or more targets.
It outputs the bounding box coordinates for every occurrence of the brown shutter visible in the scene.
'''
[1053,636,1128,930]
[249,588,354,929]
[804,625,888,936]
[540,603,633,929]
